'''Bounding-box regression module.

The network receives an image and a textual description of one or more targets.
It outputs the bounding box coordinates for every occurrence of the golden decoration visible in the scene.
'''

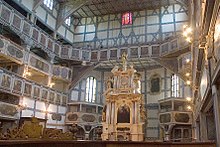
[0,117,73,140]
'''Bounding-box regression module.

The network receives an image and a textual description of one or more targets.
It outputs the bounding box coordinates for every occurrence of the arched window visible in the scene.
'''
[65,17,71,26]
[171,74,179,97]
[85,77,96,103]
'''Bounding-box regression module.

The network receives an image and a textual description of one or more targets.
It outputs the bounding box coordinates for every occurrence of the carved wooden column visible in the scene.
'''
[199,112,208,141]
[212,84,220,147]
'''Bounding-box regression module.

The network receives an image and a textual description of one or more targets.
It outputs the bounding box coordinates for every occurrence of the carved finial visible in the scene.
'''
[121,52,128,71]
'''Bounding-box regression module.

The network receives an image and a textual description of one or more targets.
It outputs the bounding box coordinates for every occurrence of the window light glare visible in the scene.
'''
[186,37,192,43]
[186,59,190,63]
[185,73,190,77]
[186,27,192,34]
[187,105,192,110]
[186,80,191,85]
[49,83,55,88]
[183,25,188,29]
[186,97,192,102]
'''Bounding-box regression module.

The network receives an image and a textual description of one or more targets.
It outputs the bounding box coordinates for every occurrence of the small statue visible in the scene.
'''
[106,76,113,90]
[121,52,128,70]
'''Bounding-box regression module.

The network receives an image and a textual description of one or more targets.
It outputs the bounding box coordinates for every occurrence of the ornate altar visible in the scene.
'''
[101,52,146,141]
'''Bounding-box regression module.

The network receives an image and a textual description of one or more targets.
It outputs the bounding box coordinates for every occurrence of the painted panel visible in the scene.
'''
[47,113,57,123]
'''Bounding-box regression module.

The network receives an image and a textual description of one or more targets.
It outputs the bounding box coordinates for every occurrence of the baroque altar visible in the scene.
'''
[101,53,146,141]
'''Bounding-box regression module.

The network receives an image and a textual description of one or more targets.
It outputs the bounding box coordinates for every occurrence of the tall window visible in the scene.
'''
[85,77,96,103]
[65,17,71,26]
[122,12,132,25]
[171,74,179,97]
[43,0,53,10]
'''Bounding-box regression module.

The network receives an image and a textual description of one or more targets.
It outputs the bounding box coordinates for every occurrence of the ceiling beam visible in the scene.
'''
[56,0,89,30]
[33,0,44,12]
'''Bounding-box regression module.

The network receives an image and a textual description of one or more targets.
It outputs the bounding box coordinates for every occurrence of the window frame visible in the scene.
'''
[171,74,180,97]
[43,0,54,10]
[65,16,71,26]
[85,76,97,103]
[122,12,132,26]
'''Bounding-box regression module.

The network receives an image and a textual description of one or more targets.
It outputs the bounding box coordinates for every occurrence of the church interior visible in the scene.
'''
[0,0,218,146]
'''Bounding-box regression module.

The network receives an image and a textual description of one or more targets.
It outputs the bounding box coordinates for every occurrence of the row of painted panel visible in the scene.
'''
[0,68,68,106]
[0,36,72,81]
[159,111,192,124]
[0,2,189,62]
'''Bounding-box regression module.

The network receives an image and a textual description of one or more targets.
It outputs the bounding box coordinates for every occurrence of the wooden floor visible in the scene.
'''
[0,140,215,147]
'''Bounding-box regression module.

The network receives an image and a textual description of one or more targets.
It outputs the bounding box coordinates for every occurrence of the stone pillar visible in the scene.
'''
[212,84,220,147]
[199,112,208,141]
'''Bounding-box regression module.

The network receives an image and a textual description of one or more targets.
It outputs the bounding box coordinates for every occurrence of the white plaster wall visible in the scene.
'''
[58,26,66,37]
[47,14,56,29]
[22,109,34,117]
[21,0,33,11]
[35,111,45,119]
[71,90,79,101]
[58,106,66,114]
[66,30,74,42]
[35,6,47,21]
[22,97,35,109]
